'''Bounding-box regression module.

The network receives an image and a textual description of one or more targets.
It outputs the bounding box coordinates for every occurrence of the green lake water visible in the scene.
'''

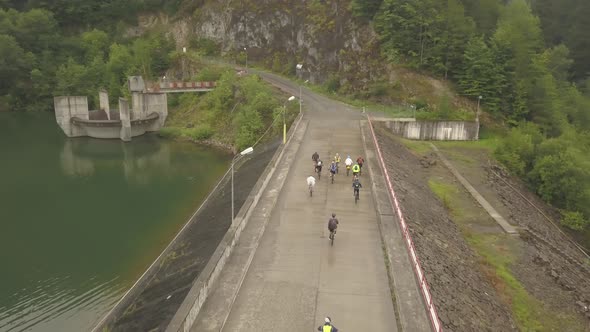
[0,112,230,331]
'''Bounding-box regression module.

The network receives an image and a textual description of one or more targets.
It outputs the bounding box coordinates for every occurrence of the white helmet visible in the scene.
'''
[325,317,331,323]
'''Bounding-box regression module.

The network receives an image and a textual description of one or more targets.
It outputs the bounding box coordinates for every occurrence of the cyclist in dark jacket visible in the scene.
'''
[352,178,362,197]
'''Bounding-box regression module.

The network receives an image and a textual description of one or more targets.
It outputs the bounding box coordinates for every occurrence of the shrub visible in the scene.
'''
[184,124,214,140]
[494,125,540,176]
[560,210,588,231]
[158,127,182,138]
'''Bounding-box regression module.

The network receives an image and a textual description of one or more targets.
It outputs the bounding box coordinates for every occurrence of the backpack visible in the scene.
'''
[353,181,361,189]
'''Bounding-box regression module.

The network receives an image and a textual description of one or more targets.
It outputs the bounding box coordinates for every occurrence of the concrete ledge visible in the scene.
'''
[165,111,306,332]
[360,120,432,332]
[430,144,518,234]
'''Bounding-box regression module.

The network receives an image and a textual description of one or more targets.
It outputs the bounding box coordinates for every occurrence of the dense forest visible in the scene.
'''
[352,0,590,232]
[1,0,588,231]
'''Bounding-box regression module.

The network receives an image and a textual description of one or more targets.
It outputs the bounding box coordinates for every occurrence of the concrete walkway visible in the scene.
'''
[192,73,424,331]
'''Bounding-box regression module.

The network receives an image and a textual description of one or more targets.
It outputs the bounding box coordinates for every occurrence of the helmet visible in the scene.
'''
[347,155,350,158]
[332,213,336,217]
[325,317,331,323]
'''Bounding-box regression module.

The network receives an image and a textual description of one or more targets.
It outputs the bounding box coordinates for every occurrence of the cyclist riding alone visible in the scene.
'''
[329,161,337,176]
[356,156,365,175]
[318,316,339,332]
[352,163,360,177]
[328,213,339,239]
[352,177,362,196]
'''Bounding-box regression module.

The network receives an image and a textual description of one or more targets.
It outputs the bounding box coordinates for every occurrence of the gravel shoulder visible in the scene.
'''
[373,122,590,331]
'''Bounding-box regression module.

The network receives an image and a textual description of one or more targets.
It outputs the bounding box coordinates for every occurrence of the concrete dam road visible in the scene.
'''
[192,74,412,331]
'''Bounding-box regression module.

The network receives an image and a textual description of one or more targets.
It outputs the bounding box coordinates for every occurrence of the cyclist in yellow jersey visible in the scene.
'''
[318,317,338,332]
[352,163,360,178]
[333,153,341,173]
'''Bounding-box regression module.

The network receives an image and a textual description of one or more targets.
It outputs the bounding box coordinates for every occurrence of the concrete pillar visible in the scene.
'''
[119,98,131,141]
[99,90,110,120]
[131,92,145,120]
[145,93,168,131]
[54,96,89,137]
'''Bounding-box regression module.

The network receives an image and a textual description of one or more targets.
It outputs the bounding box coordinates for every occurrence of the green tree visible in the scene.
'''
[81,29,109,61]
[457,36,503,112]
[350,0,383,20]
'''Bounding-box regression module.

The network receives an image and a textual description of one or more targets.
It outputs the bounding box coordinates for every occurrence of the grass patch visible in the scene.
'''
[399,138,432,155]
[158,125,214,141]
[428,179,460,214]
[429,177,586,331]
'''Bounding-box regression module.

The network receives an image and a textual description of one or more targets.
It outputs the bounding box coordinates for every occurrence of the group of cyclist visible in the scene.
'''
[311,152,364,181]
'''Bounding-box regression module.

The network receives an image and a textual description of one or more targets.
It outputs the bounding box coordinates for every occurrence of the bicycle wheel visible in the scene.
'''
[355,190,359,204]
[331,173,334,184]
[330,233,334,246]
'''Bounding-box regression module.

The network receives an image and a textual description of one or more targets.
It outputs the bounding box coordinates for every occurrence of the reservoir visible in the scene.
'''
[0,112,230,332]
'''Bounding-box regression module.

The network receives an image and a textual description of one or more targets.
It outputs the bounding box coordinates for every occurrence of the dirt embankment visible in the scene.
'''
[374,121,590,331]
[105,139,280,332]
[373,125,517,331]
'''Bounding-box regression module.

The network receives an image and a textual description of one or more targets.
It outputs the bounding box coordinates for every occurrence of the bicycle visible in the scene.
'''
[354,188,360,204]
[329,229,336,246]
[330,171,335,184]
[346,165,351,176]
[309,184,313,197]
[316,167,322,180]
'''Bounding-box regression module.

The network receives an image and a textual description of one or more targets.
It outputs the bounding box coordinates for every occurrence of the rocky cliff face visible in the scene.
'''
[136,0,384,86]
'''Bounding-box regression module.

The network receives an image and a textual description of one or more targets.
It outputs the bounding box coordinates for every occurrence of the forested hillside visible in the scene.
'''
[1,0,589,232]
[352,0,590,232]
[0,0,176,112]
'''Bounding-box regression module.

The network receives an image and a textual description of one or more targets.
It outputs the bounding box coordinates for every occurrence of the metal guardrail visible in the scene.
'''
[366,114,443,332]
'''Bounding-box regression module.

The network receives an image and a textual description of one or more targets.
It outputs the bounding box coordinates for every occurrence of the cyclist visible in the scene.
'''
[328,214,339,241]
[318,316,339,332]
[329,161,337,180]
[333,153,341,173]
[312,152,319,163]
[356,156,365,175]
[352,163,360,178]
[307,175,316,194]
[352,177,362,198]
[344,155,353,176]
[312,152,320,171]
[315,159,323,177]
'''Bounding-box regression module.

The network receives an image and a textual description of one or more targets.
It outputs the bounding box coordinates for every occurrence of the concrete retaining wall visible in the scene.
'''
[54,96,89,137]
[384,119,477,141]
[165,111,305,332]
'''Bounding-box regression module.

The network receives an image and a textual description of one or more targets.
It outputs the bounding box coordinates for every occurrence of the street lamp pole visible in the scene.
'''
[232,146,254,225]
[411,104,416,120]
[244,47,248,72]
[296,64,304,115]
[476,95,482,140]
[284,96,296,144]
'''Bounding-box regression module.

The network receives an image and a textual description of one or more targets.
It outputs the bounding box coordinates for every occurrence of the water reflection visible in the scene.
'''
[60,136,172,184]
[0,113,230,332]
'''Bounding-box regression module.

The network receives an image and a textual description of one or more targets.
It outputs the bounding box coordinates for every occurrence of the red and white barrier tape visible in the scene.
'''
[366,115,443,332]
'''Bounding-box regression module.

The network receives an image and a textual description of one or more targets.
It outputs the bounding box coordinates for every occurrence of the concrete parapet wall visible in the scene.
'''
[166,111,305,332]
[54,96,89,137]
[384,119,477,141]
[92,112,305,332]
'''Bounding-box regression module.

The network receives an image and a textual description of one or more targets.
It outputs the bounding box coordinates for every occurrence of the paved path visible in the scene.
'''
[192,72,423,331]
